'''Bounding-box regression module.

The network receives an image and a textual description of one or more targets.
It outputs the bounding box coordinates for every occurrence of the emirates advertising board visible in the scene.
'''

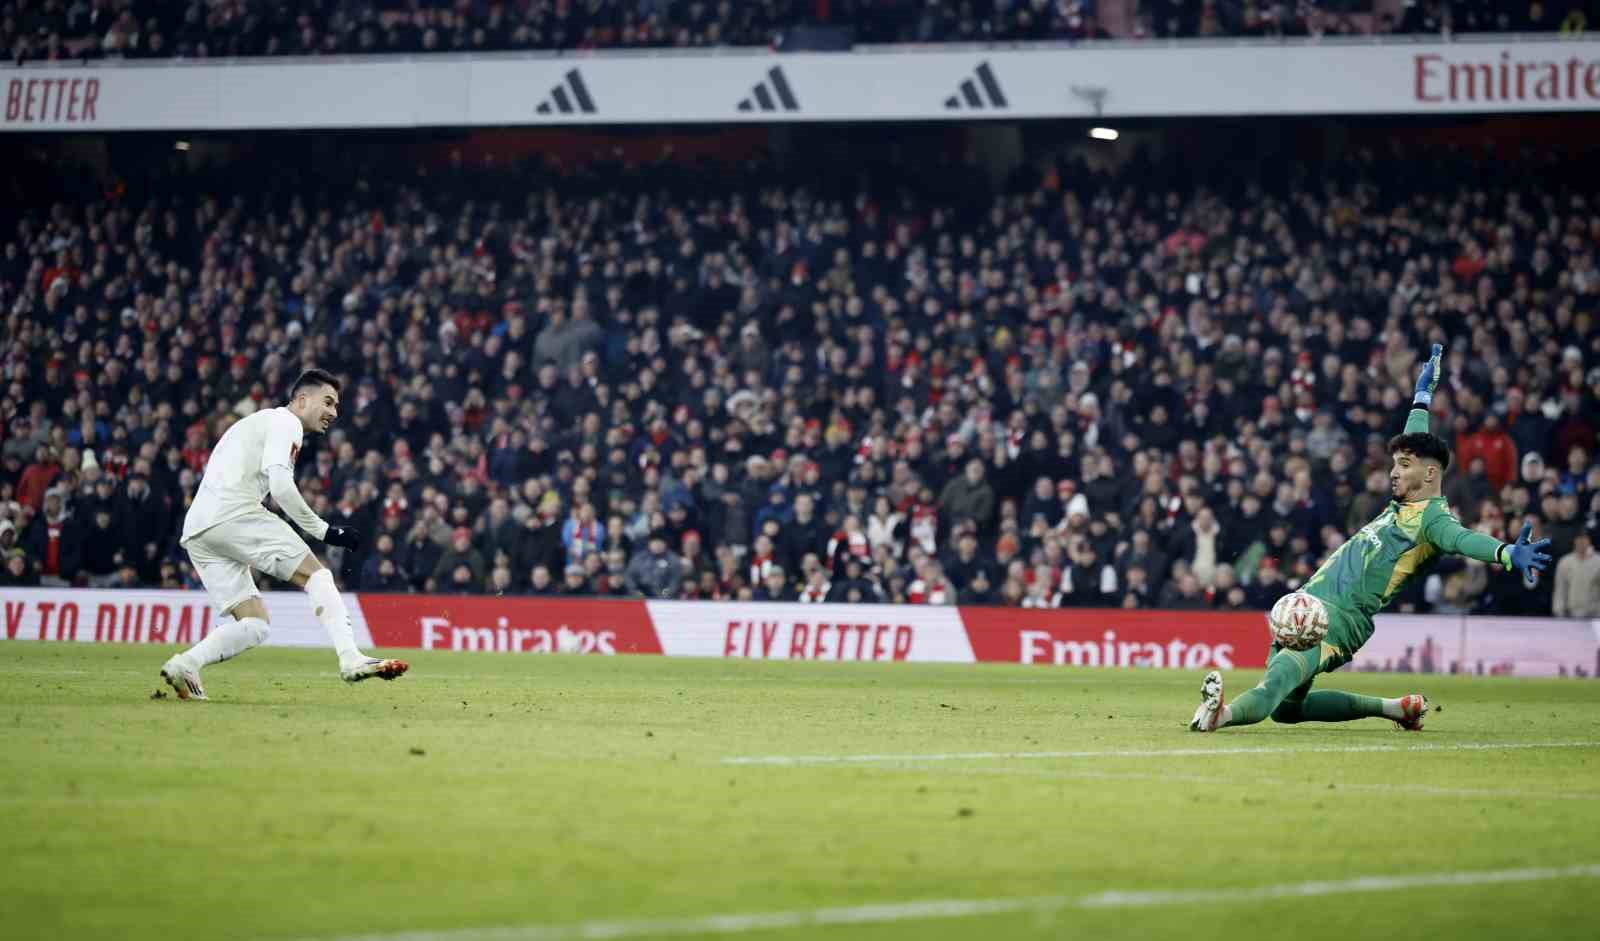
[5,40,1600,131]
[0,587,371,648]
[6,588,1598,677]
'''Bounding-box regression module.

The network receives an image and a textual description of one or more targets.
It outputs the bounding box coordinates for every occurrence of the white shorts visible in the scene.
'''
[182,510,312,615]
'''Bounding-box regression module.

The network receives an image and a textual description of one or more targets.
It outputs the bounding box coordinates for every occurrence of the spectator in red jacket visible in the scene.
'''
[16,446,60,511]
[1451,238,1488,281]
[1455,413,1517,491]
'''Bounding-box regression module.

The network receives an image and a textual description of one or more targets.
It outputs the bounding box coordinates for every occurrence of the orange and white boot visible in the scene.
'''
[340,657,409,683]
[1393,694,1430,731]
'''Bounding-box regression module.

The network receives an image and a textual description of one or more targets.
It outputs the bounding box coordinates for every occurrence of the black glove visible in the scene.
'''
[324,524,363,550]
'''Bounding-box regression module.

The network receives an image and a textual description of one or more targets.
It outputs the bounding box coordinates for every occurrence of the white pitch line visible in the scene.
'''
[722,739,1600,766]
[304,898,1065,941]
[307,863,1600,941]
[897,764,1600,802]
[1077,863,1600,908]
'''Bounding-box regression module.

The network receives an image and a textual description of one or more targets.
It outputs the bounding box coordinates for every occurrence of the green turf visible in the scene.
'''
[2,642,1598,941]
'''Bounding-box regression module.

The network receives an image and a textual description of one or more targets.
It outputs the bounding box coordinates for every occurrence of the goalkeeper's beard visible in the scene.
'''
[1391,474,1428,502]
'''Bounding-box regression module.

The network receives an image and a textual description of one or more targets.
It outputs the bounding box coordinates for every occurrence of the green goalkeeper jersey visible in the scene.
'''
[1299,409,1506,650]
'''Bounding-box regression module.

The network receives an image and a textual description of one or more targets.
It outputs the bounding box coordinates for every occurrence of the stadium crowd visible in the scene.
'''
[1146,1,1600,38]
[1,0,1109,61]
[1,139,1598,616]
[10,1,1590,63]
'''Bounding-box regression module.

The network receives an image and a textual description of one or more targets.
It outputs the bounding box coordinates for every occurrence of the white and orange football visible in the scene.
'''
[1268,591,1329,651]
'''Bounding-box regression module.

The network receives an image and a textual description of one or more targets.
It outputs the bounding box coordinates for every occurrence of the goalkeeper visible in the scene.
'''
[1189,344,1552,732]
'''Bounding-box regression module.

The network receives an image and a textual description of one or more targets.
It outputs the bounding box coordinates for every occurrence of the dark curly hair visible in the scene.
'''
[1388,432,1451,470]
[289,367,342,400]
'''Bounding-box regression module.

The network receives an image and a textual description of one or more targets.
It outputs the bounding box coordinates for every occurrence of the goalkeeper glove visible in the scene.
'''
[1502,522,1552,581]
[1412,343,1443,407]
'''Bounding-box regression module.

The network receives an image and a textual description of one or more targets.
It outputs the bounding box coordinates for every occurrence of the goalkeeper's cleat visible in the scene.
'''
[1188,670,1224,732]
[1393,693,1430,732]
[159,656,207,701]
[340,657,409,683]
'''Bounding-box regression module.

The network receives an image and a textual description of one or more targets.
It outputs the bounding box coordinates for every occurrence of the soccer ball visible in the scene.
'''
[1268,591,1329,651]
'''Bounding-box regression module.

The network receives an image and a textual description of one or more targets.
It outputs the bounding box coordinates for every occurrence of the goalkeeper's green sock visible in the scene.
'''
[1283,690,1389,723]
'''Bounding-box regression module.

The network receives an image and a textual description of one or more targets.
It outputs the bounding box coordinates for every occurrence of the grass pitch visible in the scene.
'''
[3,642,1598,941]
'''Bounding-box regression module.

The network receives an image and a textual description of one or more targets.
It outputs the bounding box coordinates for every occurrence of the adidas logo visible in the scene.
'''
[536,69,596,115]
[737,67,800,113]
[943,61,1008,110]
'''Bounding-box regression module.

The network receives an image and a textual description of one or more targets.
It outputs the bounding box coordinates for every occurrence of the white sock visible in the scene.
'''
[1380,698,1406,720]
[1218,704,1233,726]
[305,568,362,667]
[182,617,270,668]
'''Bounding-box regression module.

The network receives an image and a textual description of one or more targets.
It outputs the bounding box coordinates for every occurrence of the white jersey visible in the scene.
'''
[181,406,305,542]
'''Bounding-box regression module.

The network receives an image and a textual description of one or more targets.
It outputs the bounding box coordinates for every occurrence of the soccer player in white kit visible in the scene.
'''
[159,368,408,700]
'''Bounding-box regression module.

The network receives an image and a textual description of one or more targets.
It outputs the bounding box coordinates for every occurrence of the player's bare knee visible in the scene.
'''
[289,553,326,589]
[226,598,271,624]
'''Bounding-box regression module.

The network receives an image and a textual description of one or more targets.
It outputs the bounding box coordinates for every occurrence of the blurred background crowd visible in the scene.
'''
[2,118,1598,616]
[8,1,1598,63]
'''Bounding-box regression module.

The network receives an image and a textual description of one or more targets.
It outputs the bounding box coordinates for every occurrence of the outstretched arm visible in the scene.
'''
[1405,345,1482,556]
[1402,342,1444,436]
[1402,408,1432,436]
[1424,510,1551,583]
[1421,506,1504,565]
[1406,344,1551,584]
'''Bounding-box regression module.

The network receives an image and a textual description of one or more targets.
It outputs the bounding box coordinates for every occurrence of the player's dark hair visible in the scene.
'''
[290,368,342,400]
[1388,432,1451,470]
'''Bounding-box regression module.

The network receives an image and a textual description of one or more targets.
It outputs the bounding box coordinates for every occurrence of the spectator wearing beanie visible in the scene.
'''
[754,565,796,602]
[431,526,486,593]
[624,530,685,599]
[560,562,593,596]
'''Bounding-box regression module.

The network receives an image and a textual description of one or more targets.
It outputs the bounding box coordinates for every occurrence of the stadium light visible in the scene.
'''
[1089,127,1119,141]
[174,140,191,151]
